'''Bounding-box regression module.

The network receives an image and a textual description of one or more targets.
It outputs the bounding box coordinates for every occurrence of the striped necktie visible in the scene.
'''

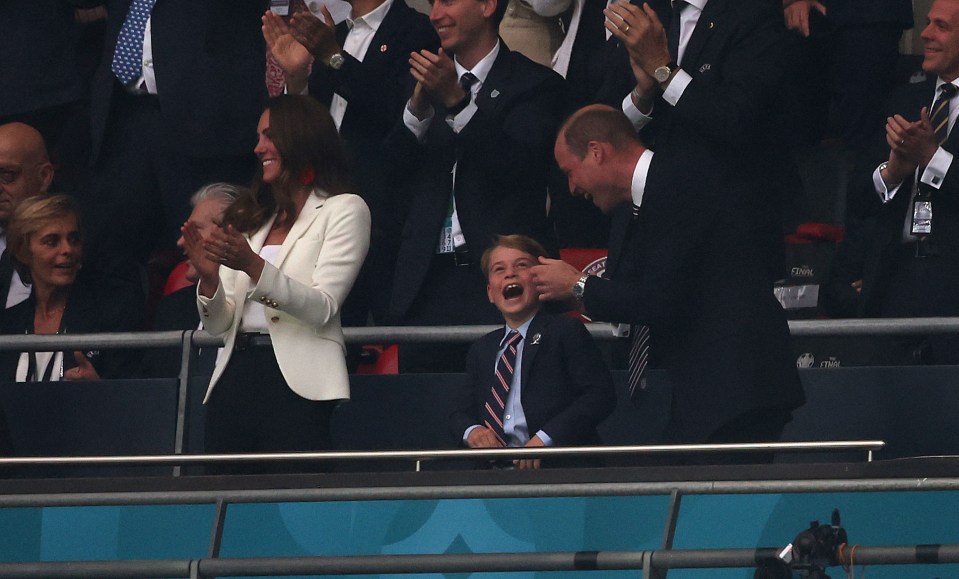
[625,204,651,400]
[931,83,957,146]
[484,330,522,442]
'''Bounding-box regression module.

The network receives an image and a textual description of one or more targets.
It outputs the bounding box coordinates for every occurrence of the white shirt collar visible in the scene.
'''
[503,316,534,342]
[349,0,393,31]
[631,149,655,208]
[454,40,501,89]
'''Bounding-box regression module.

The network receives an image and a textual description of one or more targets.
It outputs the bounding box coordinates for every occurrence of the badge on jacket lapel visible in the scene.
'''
[530,332,542,345]
[380,44,388,53]
[699,63,711,73]
[490,89,500,98]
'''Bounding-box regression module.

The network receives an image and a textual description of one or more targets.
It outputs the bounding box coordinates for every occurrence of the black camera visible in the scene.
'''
[755,509,848,579]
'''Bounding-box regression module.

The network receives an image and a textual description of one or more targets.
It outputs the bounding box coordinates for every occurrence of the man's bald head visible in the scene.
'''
[0,123,54,227]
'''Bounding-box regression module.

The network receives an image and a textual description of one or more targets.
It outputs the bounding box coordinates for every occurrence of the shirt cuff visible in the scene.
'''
[872,165,902,203]
[463,424,482,443]
[920,147,953,189]
[535,430,553,446]
[662,68,692,106]
[403,101,434,142]
[622,93,653,131]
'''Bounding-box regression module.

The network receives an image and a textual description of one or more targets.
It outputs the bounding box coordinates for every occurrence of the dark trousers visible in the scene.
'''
[203,342,336,474]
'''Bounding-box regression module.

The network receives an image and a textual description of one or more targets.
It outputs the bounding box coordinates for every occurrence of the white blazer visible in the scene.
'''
[197,190,371,404]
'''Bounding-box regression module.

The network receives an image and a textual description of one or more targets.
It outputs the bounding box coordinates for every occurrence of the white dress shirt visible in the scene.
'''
[622,0,707,129]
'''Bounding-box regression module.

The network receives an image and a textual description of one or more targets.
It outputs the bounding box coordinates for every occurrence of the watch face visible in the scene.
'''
[654,65,671,83]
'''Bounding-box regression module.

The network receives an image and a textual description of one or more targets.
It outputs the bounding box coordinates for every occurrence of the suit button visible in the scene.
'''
[271,316,279,323]
[272,301,279,308]
[259,296,267,303]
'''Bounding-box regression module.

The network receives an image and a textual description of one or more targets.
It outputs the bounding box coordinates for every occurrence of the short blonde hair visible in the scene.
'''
[7,194,80,277]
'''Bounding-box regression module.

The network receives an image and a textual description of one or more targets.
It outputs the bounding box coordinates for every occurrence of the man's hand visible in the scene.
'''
[409,48,466,109]
[262,10,313,91]
[514,435,544,470]
[883,109,938,183]
[531,257,583,302]
[783,0,826,37]
[65,352,100,381]
[288,6,342,64]
[466,426,505,449]
[604,2,670,81]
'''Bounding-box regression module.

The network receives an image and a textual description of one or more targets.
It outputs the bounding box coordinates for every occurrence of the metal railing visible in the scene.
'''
[0,544,958,578]
[0,317,953,474]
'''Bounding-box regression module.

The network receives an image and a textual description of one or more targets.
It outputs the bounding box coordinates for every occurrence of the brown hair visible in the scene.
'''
[561,105,639,158]
[224,95,352,233]
[481,234,548,279]
[7,194,80,282]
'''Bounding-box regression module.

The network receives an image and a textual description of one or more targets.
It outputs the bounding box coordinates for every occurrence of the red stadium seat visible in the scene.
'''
[163,260,194,297]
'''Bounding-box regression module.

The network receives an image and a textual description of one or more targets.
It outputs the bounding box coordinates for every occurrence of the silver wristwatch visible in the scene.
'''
[572,274,590,301]
[328,52,346,70]
[653,63,674,84]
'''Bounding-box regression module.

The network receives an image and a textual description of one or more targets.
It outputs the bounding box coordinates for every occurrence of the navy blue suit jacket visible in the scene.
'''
[850,77,959,317]
[386,44,565,321]
[643,0,799,281]
[449,312,616,453]
[582,150,804,443]
[89,0,269,162]
[307,0,438,226]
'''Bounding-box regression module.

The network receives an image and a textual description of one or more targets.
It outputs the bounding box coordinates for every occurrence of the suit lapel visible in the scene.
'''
[519,313,547,393]
[475,43,512,115]
[273,191,325,269]
[361,0,406,68]
[605,203,632,278]
[680,0,725,69]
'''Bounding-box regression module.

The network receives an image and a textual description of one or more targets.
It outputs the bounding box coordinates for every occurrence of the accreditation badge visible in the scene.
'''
[911,200,933,235]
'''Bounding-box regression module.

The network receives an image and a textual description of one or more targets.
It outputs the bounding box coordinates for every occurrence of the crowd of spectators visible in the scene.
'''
[3,0,955,466]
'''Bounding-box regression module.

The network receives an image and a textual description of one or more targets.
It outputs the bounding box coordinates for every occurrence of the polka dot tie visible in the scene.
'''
[111,0,158,86]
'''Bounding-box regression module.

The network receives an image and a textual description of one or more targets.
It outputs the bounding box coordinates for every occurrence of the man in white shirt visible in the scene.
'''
[87,0,268,269]
[848,0,959,364]
[383,0,564,371]
[604,0,799,283]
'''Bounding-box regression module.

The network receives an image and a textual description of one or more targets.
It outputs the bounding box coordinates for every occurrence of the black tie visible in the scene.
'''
[459,72,478,96]
[931,83,957,146]
[668,0,688,65]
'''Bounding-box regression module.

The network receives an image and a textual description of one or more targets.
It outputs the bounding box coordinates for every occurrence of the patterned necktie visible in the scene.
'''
[667,0,688,65]
[484,330,522,441]
[112,0,158,85]
[625,204,651,400]
[931,83,957,146]
[627,325,651,400]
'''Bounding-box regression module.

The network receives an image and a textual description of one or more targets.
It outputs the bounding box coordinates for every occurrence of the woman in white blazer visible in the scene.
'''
[182,95,370,473]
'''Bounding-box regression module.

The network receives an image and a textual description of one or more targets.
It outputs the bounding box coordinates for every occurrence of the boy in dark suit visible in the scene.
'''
[448,234,616,469]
